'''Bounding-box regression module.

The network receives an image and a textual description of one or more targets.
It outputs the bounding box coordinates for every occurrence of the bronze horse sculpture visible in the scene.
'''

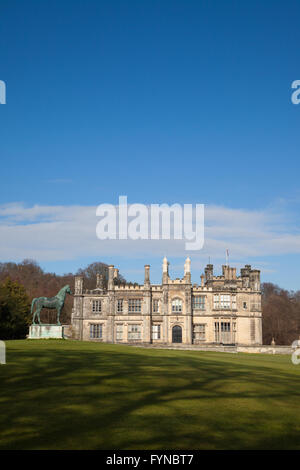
[31,285,72,325]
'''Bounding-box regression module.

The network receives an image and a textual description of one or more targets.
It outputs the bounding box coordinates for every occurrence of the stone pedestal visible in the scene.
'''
[28,324,64,339]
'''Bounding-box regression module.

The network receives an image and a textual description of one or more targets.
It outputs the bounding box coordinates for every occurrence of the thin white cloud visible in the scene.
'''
[0,202,299,269]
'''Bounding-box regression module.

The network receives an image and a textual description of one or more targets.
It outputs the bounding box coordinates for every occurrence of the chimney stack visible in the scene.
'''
[75,276,83,295]
[108,265,114,290]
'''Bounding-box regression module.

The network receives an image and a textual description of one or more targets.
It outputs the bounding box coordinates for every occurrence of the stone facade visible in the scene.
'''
[71,258,262,346]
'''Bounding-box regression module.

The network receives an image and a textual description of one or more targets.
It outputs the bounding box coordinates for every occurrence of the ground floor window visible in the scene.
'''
[90,323,102,339]
[193,324,206,341]
[152,324,161,339]
[214,321,235,344]
[116,324,123,340]
[128,324,141,340]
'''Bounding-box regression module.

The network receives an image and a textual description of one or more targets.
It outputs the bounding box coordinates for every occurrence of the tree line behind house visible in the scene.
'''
[0,260,299,344]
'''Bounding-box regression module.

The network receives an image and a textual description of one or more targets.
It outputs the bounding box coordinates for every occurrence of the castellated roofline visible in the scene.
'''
[74,257,260,293]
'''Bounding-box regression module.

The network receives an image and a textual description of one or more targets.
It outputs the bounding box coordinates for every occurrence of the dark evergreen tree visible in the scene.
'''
[0,277,31,340]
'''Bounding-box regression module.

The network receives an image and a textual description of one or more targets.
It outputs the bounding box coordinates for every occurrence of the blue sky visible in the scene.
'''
[0,0,300,289]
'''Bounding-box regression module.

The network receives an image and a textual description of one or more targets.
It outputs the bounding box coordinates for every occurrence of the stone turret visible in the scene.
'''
[249,269,260,291]
[184,256,191,283]
[240,265,260,290]
[162,256,169,284]
[204,264,213,282]
[241,264,251,276]
[222,265,237,280]
[241,265,251,288]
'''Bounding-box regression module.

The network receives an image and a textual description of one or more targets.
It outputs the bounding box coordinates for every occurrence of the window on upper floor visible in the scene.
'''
[172,298,183,313]
[117,299,123,313]
[153,299,159,313]
[128,299,142,313]
[92,300,101,313]
[192,296,205,310]
[214,294,231,309]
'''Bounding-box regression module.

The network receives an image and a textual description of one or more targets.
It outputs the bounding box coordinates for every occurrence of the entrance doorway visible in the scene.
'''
[172,325,182,343]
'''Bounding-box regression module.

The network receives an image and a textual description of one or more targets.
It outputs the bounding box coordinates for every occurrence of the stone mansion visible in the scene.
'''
[71,257,262,346]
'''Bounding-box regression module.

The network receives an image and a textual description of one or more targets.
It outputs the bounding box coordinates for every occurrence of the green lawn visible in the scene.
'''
[0,340,300,449]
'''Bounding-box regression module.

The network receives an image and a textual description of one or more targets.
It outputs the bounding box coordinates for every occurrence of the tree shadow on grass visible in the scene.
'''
[1,341,300,449]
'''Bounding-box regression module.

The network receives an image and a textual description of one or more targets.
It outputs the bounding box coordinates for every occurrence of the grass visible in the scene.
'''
[0,340,300,450]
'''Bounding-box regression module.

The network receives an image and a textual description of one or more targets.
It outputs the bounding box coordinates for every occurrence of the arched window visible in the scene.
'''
[172,298,183,313]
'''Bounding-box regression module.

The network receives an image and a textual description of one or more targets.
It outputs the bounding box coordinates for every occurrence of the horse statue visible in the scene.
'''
[31,285,72,326]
